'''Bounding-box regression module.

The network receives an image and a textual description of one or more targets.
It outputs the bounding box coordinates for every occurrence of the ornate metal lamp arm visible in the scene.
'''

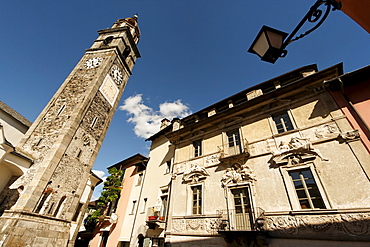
[280,0,341,56]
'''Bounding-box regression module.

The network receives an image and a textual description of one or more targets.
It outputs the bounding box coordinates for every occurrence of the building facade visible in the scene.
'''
[88,154,149,247]
[0,16,140,247]
[89,120,175,247]
[103,63,370,247]
[0,101,32,215]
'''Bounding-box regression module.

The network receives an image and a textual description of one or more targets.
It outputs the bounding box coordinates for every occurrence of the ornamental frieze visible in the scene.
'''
[172,218,221,234]
[265,213,370,237]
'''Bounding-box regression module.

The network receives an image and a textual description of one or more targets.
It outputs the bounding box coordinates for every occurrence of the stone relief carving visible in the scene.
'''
[221,163,256,187]
[172,218,220,234]
[205,153,221,166]
[271,137,328,167]
[265,213,370,237]
[314,123,338,139]
[182,163,209,183]
[340,130,360,141]
[172,219,186,232]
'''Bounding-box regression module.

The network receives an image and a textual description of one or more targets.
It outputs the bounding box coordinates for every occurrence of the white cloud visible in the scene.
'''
[119,94,192,138]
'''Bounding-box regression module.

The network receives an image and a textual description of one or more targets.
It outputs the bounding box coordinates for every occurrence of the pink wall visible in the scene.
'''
[330,79,370,152]
[89,165,136,247]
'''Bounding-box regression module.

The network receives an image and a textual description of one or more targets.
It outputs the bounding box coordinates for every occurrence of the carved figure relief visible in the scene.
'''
[182,163,209,183]
[221,163,256,187]
[271,137,328,167]
[172,218,220,234]
[315,123,338,139]
[265,213,370,237]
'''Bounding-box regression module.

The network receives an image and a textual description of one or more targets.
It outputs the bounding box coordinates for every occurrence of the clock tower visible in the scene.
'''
[0,16,140,246]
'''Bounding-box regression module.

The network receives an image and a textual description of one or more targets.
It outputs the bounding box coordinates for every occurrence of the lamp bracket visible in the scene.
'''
[283,0,341,47]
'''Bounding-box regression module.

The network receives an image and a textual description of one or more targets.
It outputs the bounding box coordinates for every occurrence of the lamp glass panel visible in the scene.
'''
[253,32,269,58]
[266,30,284,49]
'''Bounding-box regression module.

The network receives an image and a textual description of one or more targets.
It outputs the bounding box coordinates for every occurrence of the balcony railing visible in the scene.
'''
[217,207,265,231]
[147,206,166,222]
[218,140,249,159]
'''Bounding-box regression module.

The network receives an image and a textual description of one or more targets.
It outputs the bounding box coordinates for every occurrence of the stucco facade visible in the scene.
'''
[164,63,370,247]
[94,63,370,247]
[0,101,32,213]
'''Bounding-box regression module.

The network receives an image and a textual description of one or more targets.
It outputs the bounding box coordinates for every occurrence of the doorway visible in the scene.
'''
[230,187,253,230]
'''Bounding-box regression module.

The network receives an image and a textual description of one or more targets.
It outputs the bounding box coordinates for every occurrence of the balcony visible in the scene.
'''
[217,207,265,231]
[217,208,267,245]
[218,141,250,160]
[146,206,166,223]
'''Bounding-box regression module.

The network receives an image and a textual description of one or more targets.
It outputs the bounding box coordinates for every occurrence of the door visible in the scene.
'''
[231,187,253,230]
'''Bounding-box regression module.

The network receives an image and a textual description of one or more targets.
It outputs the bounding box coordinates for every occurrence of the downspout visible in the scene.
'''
[128,160,148,247]
[326,78,370,182]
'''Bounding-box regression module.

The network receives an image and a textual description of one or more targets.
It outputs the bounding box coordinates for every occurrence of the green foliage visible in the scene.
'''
[84,167,123,231]
[98,167,123,206]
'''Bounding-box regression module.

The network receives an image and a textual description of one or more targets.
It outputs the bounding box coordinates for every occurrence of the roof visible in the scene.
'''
[0,100,32,128]
[107,153,148,170]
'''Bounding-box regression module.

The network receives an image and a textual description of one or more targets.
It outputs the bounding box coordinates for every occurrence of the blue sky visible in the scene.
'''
[1,1,368,198]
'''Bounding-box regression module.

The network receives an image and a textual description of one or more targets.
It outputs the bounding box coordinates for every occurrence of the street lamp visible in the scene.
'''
[248,0,342,63]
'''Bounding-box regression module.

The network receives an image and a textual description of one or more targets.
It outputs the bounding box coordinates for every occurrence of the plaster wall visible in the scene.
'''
[115,135,173,247]
[103,166,136,246]
[168,87,370,245]
[0,110,29,146]
[0,165,12,193]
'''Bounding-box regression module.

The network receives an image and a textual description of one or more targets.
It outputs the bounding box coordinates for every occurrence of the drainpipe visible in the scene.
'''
[128,160,148,247]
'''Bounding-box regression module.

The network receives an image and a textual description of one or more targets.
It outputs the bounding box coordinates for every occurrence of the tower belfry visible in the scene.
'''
[0,16,141,246]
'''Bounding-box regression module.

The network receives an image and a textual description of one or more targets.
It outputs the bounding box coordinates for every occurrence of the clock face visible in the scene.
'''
[84,57,102,69]
[110,65,123,85]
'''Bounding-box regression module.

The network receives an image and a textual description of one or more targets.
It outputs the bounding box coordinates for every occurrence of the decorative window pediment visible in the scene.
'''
[182,163,209,184]
[221,163,256,187]
[271,137,328,168]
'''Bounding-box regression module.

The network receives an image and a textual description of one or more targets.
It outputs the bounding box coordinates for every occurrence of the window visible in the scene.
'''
[130,200,137,215]
[289,168,326,209]
[53,196,66,217]
[226,129,242,156]
[160,195,168,220]
[72,203,83,221]
[191,185,202,215]
[193,140,202,157]
[165,161,171,174]
[57,105,66,116]
[137,173,143,186]
[34,189,52,214]
[141,198,147,213]
[90,117,98,128]
[272,111,294,133]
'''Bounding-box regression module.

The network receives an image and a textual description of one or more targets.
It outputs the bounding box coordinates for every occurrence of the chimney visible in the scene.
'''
[160,118,171,130]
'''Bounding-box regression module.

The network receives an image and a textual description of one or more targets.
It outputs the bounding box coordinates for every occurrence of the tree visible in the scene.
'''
[84,167,123,231]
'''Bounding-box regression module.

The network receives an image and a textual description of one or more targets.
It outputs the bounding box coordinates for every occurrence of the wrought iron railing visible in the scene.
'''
[217,207,265,231]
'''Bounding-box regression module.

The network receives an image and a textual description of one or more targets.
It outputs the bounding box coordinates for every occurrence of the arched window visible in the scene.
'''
[53,196,67,217]
[34,189,53,214]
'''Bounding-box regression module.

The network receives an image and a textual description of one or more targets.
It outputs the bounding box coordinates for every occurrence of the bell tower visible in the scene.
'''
[0,16,140,246]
